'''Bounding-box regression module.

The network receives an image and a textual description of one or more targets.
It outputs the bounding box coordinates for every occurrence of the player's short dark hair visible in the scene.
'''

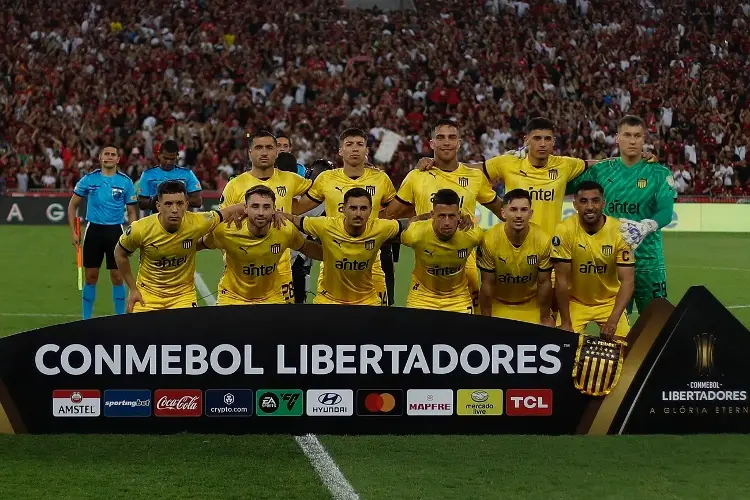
[432,118,460,137]
[249,130,277,147]
[244,185,276,204]
[275,152,298,173]
[276,133,291,143]
[157,180,187,199]
[160,140,179,155]
[526,118,555,134]
[339,128,367,143]
[503,188,532,206]
[618,115,647,131]
[431,188,461,207]
[575,180,604,196]
[343,187,372,206]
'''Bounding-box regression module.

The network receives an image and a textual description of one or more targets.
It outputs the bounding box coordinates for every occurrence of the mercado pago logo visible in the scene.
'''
[33,343,563,376]
[654,333,749,417]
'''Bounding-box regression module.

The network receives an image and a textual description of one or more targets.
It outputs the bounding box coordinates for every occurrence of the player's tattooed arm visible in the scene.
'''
[479,271,496,317]
[382,198,415,219]
[292,194,321,214]
[602,265,635,340]
[552,261,573,332]
[280,212,303,231]
[537,270,554,327]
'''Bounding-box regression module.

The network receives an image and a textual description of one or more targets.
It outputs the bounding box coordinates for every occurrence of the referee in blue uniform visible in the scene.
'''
[137,139,202,214]
[67,146,137,319]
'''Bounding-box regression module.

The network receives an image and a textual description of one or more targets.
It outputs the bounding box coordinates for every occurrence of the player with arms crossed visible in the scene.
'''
[67,146,138,319]
[283,187,416,306]
[384,119,504,311]
[552,181,635,339]
[293,128,397,306]
[137,140,202,213]
[198,186,322,305]
[477,189,554,325]
[566,115,677,315]
[400,189,484,314]
[115,181,245,313]
[220,131,312,303]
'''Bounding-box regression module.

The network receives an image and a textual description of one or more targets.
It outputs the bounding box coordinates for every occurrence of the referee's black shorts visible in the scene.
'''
[83,223,124,270]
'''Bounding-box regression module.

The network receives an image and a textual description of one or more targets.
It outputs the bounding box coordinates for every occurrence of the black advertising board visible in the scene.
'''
[0,195,76,224]
[0,286,747,435]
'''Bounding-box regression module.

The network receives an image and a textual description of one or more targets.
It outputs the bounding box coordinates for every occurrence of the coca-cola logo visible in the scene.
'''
[153,389,202,417]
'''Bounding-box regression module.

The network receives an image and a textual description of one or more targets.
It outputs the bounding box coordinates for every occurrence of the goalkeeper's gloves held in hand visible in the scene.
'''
[619,218,658,250]
[503,146,528,160]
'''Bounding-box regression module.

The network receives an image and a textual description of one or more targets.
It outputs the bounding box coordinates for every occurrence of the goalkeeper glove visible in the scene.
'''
[503,146,528,160]
[619,218,658,250]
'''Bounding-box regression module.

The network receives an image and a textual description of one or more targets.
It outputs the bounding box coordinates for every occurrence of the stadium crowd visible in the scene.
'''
[2,0,750,197]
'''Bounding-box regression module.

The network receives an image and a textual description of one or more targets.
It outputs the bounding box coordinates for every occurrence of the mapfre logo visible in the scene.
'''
[406,389,453,416]
[154,389,202,417]
[506,389,553,416]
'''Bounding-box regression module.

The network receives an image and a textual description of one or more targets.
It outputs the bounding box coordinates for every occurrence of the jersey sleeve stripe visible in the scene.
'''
[484,194,499,206]
[305,192,323,204]
[299,216,308,234]
[482,158,491,180]
[213,209,224,222]
[478,265,495,273]
[118,242,135,254]
[538,266,553,272]
[394,194,413,206]
[551,257,571,263]
[617,263,636,267]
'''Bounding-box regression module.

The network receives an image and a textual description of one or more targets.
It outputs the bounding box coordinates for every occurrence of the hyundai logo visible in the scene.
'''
[318,393,343,405]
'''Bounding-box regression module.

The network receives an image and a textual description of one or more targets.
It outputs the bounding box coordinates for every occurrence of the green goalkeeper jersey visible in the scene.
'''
[567,158,677,268]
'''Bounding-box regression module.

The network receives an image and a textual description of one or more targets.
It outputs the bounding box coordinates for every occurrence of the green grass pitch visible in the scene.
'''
[1,227,749,499]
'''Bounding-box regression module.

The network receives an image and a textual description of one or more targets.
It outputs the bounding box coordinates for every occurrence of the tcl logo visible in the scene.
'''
[506,389,553,416]
[154,389,202,417]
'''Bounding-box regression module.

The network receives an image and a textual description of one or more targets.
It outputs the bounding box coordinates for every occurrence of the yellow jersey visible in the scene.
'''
[202,221,305,302]
[306,167,396,217]
[219,169,311,212]
[477,222,552,304]
[118,211,222,298]
[484,154,585,235]
[396,163,497,216]
[401,221,484,296]
[551,215,635,306]
[301,216,401,304]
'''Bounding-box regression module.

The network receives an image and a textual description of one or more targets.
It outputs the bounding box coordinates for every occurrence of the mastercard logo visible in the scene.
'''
[356,390,403,416]
[364,393,396,412]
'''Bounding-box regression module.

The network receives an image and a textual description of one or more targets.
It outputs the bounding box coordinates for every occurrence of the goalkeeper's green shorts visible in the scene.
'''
[627,267,667,315]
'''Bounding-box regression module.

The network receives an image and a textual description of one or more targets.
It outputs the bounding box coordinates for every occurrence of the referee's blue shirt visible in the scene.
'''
[73,170,136,225]
[137,166,202,199]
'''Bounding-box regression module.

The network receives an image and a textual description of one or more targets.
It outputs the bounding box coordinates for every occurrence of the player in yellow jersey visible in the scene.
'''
[114,180,246,313]
[477,189,554,326]
[384,119,504,311]
[198,185,323,305]
[292,128,397,306]
[283,187,419,306]
[219,130,312,303]
[400,189,484,314]
[551,181,635,339]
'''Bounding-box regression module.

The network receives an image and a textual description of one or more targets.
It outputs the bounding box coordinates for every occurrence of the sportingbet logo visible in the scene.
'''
[406,389,453,415]
[497,273,533,284]
[103,389,151,417]
[242,263,276,276]
[306,389,354,416]
[506,389,553,416]
[153,256,188,268]
[334,258,369,271]
[256,389,303,416]
[579,261,607,274]
[426,265,462,277]
[528,186,555,202]
[52,390,100,417]
[154,389,202,417]
[608,200,640,215]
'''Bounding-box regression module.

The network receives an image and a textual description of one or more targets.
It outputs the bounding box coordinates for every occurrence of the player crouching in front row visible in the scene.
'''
[197,185,322,305]
[114,180,246,313]
[552,181,635,340]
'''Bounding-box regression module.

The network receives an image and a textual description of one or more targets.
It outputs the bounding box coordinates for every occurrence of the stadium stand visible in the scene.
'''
[1,0,750,197]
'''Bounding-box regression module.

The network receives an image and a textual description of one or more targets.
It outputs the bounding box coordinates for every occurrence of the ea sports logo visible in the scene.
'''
[364,392,396,413]
[70,391,83,404]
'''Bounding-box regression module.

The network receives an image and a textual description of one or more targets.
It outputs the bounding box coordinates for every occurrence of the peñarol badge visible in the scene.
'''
[637,178,648,189]
[573,335,626,396]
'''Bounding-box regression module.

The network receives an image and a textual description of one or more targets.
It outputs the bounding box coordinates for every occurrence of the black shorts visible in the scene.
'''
[83,223,124,270]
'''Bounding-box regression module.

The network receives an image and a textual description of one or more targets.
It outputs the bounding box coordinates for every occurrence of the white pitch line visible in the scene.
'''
[669,265,750,272]
[194,272,216,306]
[0,312,79,318]
[728,305,750,310]
[295,434,359,500]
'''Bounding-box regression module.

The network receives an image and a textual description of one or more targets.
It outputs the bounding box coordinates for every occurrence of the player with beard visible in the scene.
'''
[198,185,322,305]
[137,140,202,213]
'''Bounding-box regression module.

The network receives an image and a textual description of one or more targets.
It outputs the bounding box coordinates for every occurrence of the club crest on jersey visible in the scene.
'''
[527,254,538,266]
[637,178,648,189]
[270,243,281,254]
[601,245,613,256]
[276,186,288,197]
[365,185,376,196]
[182,239,193,249]
[457,248,468,259]
[364,239,376,250]
[552,236,561,247]
[548,169,559,180]
[111,187,124,201]
[458,177,469,188]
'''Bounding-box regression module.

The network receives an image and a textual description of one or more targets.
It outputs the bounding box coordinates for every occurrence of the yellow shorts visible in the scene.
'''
[278,252,294,304]
[569,300,630,337]
[216,288,286,306]
[466,251,480,314]
[313,291,381,306]
[318,251,387,306]
[406,279,473,314]
[491,297,541,324]
[132,291,197,313]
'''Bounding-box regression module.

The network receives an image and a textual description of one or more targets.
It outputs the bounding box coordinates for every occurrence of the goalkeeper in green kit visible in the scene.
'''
[567,115,677,315]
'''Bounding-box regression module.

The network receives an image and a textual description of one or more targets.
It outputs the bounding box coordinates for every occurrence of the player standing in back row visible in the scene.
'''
[566,115,677,315]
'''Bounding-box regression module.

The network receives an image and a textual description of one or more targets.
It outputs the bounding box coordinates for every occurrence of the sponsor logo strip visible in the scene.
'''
[103,389,151,417]
[506,389,553,416]
[154,389,202,417]
[356,390,403,416]
[52,389,100,417]
[306,390,354,416]
[205,389,253,417]
[406,389,453,416]
[256,389,303,416]
[456,389,503,416]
